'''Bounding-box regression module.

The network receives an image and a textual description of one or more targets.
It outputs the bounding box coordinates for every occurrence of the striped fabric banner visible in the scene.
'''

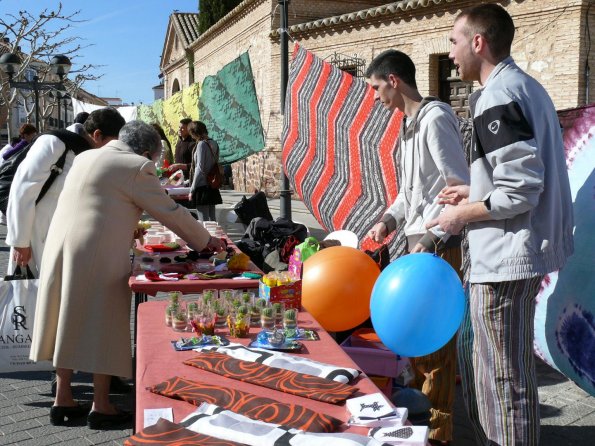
[282,44,404,255]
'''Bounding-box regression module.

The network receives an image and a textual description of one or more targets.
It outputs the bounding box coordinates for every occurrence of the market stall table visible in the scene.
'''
[129,238,262,308]
[135,301,384,435]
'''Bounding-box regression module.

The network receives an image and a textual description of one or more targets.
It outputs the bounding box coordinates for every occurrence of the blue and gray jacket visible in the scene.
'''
[468,57,574,283]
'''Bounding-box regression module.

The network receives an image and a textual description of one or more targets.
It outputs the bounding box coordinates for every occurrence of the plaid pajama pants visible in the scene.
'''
[458,277,544,445]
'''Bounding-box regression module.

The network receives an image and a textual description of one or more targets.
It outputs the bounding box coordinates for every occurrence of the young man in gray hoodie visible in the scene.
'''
[429,4,574,445]
[367,50,469,445]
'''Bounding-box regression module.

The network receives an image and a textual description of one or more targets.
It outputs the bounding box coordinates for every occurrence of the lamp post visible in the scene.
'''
[0,52,72,129]
[278,0,291,220]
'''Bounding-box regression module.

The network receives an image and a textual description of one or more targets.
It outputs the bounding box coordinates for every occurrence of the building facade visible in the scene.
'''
[160,0,595,195]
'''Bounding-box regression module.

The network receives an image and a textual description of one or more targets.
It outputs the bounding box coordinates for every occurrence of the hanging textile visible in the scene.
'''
[281,44,404,256]
[534,103,595,397]
[198,52,265,164]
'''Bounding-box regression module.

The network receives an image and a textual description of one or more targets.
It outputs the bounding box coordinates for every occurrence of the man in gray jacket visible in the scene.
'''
[367,50,469,444]
[429,4,574,445]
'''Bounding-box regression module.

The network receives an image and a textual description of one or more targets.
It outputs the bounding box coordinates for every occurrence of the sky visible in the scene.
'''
[0,0,198,105]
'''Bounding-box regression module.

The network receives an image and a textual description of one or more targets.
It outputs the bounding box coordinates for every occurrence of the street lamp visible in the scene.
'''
[0,52,72,129]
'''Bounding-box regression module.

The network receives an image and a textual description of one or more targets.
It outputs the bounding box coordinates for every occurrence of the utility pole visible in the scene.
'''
[278,0,292,220]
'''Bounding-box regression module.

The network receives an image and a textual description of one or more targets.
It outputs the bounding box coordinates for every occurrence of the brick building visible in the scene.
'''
[160,0,595,195]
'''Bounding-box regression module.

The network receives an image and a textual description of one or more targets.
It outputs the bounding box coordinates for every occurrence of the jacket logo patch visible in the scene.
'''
[488,120,500,134]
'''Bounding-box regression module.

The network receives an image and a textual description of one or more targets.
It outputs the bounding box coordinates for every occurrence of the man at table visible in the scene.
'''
[30,120,225,429]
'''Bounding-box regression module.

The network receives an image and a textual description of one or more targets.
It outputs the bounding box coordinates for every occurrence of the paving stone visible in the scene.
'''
[86,428,131,444]
[16,433,64,445]
[8,406,49,423]
[0,417,42,435]
[0,429,33,444]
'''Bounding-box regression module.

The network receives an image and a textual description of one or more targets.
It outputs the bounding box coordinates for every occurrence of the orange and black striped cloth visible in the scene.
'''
[125,417,244,445]
[184,352,358,404]
[149,376,342,433]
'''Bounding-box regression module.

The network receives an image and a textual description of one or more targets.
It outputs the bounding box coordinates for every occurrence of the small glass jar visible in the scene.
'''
[260,307,275,330]
[228,311,251,338]
[271,302,285,326]
[283,308,298,330]
[171,304,188,332]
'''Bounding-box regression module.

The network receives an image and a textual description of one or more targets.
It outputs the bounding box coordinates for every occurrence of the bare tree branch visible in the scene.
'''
[0,1,103,137]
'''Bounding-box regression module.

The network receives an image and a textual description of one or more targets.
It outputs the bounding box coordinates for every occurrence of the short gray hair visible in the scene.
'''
[118,120,161,156]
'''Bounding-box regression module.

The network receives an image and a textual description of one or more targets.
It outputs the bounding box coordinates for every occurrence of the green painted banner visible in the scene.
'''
[198,52,265,164]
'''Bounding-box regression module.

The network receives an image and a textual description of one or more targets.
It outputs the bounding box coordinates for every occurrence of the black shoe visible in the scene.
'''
[87,408,132,430]
[49,403,90,426]
[110,376,132,394]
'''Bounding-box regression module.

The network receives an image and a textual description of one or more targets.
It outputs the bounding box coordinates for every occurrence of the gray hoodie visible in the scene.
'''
[382,99,469,250]
[468,57,574,282]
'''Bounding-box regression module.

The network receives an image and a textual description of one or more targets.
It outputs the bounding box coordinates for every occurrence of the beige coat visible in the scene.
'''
[30,140,211,378]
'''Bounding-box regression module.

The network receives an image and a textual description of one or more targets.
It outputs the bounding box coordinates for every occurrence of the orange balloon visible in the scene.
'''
[302,246,380,332]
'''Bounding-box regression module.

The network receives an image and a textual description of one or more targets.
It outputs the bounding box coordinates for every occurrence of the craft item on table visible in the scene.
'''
[144,271,183,282]
[346,393,407,428]
[369,425,429,445]
[144,243,181,252]
[171,335,230,351]
[148,376,342,432]
[181,403,388,446]
[242,271,262,279]
[125,417,244,446]
[143,408,173,428]
[184,271,239,281]
[167,169,184,186]
[284,327,319,340]
[193,343,360,383]
[159,263,194,274]
[227,252,250,271]
[184,352,358,403]
[251,329,303,351]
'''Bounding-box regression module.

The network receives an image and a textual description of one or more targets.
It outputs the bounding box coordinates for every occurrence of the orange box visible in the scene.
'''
[259,279,302,310]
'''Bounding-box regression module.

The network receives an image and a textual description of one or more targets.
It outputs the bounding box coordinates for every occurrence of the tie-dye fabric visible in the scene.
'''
[194,343,359,384]
[184,352,358,403]
[181,403,389,446]
[149,376,342,433]
[534,104,595,396]
[124,417,244,445]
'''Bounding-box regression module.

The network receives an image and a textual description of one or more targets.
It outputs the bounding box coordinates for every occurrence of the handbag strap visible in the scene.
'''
[35,147,69,205]
[4,264,35,281]
[199,139,219,175]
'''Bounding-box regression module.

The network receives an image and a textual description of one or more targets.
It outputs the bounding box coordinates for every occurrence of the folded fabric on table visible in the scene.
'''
[144,244,180,252]
[184,352,358,404]
[148,376,342,433]
[124,417,244,445]
[181,403,389,446]
[144,271,184,281]
[194,343,360,384]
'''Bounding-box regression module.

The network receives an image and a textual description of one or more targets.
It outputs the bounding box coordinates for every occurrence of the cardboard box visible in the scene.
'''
[340,335,409,379]
[259,279,302,310]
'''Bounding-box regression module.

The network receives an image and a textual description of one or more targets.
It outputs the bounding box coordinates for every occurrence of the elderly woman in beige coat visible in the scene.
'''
[30,121,224,429]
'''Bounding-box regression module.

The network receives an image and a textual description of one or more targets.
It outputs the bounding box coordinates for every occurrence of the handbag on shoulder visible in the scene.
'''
[204,139,223,189]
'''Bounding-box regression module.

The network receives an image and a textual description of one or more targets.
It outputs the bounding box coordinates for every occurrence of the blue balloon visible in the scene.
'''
[370,253,465,357]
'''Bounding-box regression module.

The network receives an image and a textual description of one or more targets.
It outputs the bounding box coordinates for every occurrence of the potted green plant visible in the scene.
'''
[260,307,275,330]
[283,308,298,330]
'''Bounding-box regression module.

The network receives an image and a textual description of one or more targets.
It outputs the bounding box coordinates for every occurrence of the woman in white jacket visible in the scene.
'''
[6,109,125,276]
